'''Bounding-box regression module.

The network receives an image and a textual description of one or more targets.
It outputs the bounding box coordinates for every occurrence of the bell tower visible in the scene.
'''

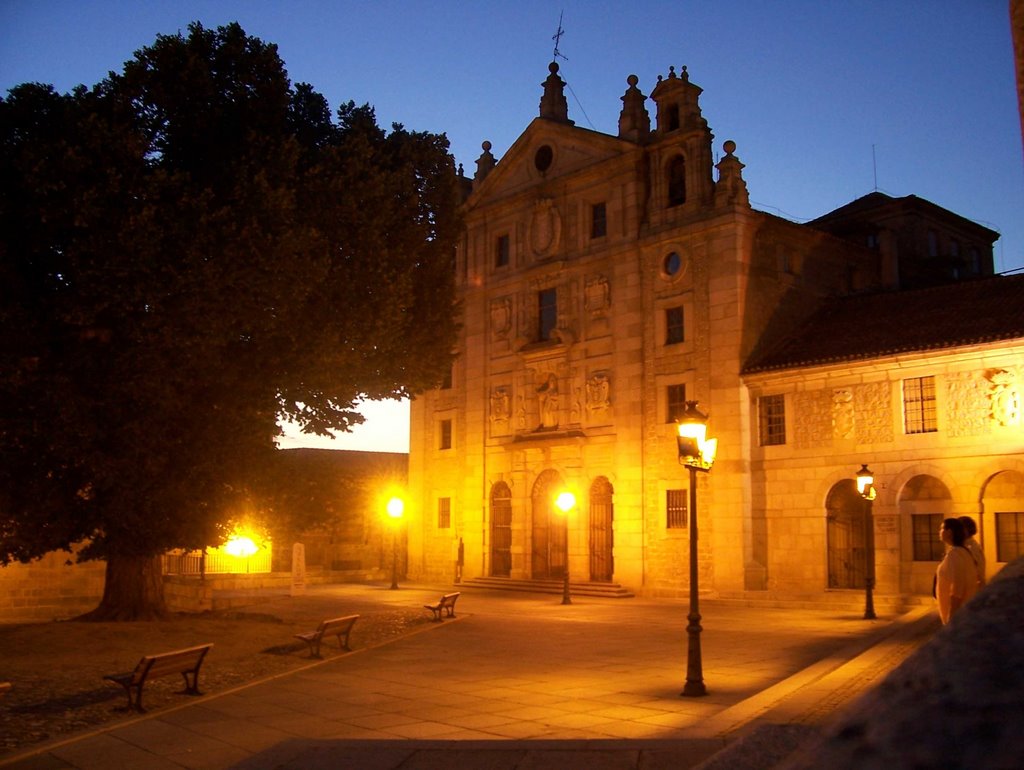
[649,66,715,208]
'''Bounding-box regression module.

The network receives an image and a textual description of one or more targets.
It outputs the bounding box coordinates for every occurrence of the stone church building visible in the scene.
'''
[406,62,1024,601]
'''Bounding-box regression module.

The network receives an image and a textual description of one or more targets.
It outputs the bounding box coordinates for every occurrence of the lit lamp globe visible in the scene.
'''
[386,497,405,519]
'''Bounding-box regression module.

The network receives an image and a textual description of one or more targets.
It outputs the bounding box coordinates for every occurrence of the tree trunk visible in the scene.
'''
[76,553,169,621]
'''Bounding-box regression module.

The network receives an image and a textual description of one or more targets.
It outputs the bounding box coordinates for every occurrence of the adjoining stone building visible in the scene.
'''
[406,62,1023,600]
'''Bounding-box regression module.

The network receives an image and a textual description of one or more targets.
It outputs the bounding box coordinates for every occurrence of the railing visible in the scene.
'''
[162,547,272,576]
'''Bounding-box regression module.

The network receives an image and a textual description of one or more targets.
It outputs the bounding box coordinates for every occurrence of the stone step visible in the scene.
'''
[459,576,636,598]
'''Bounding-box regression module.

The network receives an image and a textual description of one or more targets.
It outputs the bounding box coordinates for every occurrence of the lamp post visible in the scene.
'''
[386,496,404,590]
[554,491,576,605]
[677,400,718,698]
[855,464,877,620]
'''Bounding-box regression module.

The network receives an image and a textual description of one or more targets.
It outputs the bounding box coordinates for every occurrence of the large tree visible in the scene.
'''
[0,23,461,619]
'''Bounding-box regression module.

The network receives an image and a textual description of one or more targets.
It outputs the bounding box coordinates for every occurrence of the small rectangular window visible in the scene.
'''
[996,511,1024,562]
[538,288,557,342]
[927,229,938,257]
[440,365,453,390]
[496,234,510,267]
[665,306,684,345]
[912,513,944,561]
[758,394,786,446]
[439,419,452,450]
[666,489,687,528]
[590,202,607,238]
[667,384,687,423]
[437,498,451,529]
[903,376,937,434]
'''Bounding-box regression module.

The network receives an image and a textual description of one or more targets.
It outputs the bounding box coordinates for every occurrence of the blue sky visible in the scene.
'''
[3,1,1021,451]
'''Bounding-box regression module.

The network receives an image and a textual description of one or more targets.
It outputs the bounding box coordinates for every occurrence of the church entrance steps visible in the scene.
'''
[459,576,636,598]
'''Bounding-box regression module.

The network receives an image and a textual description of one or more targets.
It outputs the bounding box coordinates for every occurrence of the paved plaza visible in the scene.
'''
[0,584,937,769]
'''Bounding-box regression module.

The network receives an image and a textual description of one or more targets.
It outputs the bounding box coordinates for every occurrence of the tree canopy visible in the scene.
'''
[0,22,461,617]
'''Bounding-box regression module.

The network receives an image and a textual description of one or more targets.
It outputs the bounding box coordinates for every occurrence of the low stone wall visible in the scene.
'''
[781,557,1024,769]
[0,551,105,623]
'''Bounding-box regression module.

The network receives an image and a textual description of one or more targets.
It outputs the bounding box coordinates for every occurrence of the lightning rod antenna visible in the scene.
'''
[552,11,568,61]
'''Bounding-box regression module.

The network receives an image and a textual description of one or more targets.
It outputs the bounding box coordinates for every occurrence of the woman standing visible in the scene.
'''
[935,518,978,625]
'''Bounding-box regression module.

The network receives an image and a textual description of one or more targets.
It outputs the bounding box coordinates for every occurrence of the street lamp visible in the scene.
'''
[554,491,576,605]
[677,400,718,697]
[386,496,404,590]
[855,464,877,620]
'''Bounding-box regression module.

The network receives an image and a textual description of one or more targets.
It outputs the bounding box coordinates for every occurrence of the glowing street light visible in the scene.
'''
[856,464,877,620]
[554,491,576,605]
[386,496,404,590]
[677,400,717,697]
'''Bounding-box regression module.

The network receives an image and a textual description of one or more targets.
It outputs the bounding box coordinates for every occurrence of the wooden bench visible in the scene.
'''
[0,681,10,698]
[424,591,460,621]
[294,614,359,658]
[104,643,212,713]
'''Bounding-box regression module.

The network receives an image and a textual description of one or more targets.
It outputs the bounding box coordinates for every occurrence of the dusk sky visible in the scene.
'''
[3,1,1021,452]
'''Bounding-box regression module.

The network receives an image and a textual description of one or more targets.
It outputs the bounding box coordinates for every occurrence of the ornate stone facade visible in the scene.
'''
[407,62,1022,600]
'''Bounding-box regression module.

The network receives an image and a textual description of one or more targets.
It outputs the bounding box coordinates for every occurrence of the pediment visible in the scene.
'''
[468,119,632,207]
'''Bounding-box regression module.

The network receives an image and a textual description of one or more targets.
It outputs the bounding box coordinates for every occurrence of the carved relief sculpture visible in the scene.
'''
[490,387,511,432]
[585,275,610,317]
[988,369,1022,427]
[586,372,611,414]
[832,388,854,440]
[530,198,561,257]
[490,296,512,340]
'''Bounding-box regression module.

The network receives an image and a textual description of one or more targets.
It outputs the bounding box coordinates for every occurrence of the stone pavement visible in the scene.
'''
[0,584,938,770]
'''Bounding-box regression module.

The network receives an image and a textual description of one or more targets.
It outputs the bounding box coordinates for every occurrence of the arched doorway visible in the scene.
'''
[531,469,566,579]
[589,477,614,582]
[490,482,512,577]
[825,479,867,589]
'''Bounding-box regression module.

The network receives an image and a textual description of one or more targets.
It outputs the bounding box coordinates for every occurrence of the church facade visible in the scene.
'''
[406,62,1024,600]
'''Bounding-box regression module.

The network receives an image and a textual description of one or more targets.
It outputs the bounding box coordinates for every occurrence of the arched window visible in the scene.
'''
[667,156,686,207]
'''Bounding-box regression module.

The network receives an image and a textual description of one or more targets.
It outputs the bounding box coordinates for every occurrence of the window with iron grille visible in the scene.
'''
[996,511,1024,562]
[439,419,452,450]
[437,498,451,529]
[758,394,786,446]
[903,376,937,434]
[591,202,607,238]
[538,288,557,342]
[911,513,944,561]
[667,384,687,423]
[666,489,687,528]
[496,234,509,267]
[665,306,684,345]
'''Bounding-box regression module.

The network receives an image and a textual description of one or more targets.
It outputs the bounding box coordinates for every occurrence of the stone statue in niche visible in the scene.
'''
[585,275,610,317]
[537,373,559,429]
[832,388,854,439]
[586,373,611,414]
[988,369,1021,427]
[490,297,512,339]
[516,392,527,430]
[490,387,511,429]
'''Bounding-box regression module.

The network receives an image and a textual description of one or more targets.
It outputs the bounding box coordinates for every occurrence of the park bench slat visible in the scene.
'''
[104,643,212,713]
[424,592,460,621]
[294,614,359,658]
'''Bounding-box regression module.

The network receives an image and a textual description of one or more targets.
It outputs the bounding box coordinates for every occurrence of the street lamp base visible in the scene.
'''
[681,680,708,697]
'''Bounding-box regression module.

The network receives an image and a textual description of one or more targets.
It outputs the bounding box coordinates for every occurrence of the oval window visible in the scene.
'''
[664,251,682,276]
[534,145,553,172]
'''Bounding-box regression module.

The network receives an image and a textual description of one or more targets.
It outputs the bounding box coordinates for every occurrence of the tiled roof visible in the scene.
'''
[743,272,1024,374]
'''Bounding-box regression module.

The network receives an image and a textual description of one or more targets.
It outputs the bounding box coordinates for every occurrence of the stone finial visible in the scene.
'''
[474,140,497,185]
[714,139,749,208]
[618,74,650,143]
[539,61,573,124]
